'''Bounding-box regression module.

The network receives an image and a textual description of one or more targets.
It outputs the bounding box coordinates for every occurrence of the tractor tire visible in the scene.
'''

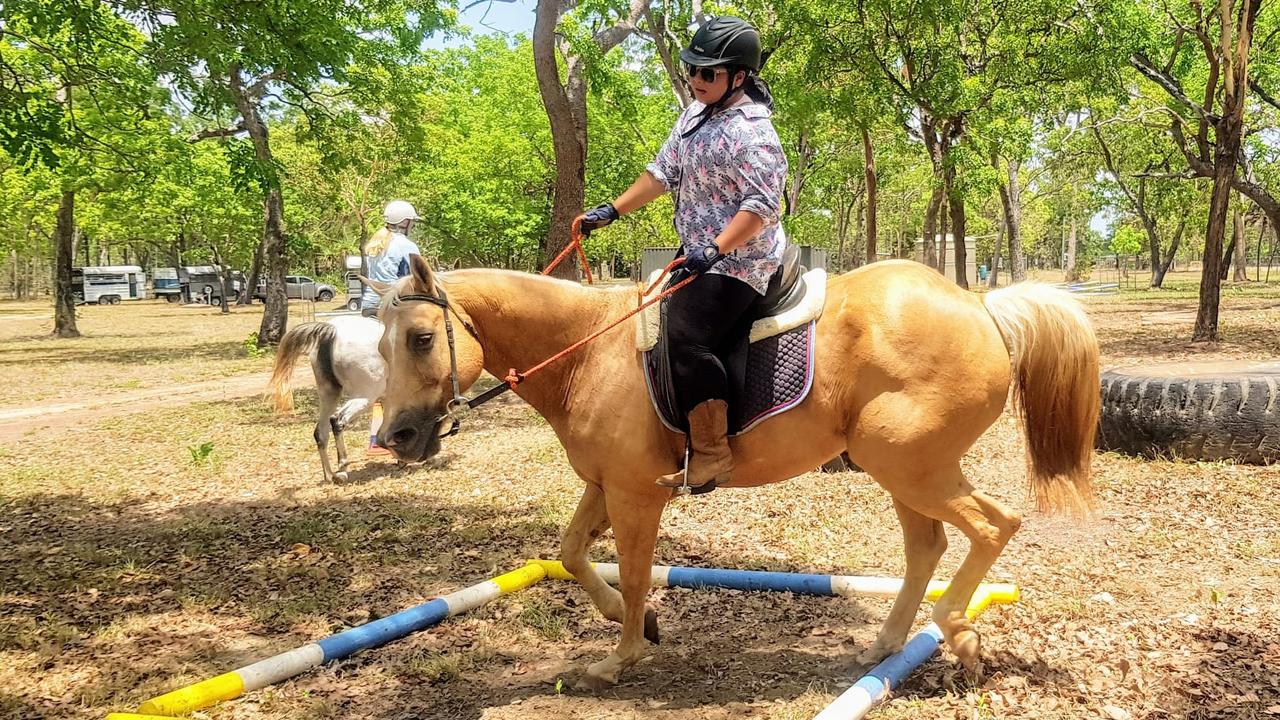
[1097,361,1280,464]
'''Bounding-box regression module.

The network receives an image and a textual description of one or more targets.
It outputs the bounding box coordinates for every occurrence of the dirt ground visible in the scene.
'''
[1,281,1278,720]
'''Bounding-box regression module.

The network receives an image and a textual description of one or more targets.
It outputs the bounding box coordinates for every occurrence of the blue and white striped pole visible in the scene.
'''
[130,563,547,717]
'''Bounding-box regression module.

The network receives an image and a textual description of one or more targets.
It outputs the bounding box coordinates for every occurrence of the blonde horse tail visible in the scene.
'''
[983,284,1100,516]
[267,322,335,414]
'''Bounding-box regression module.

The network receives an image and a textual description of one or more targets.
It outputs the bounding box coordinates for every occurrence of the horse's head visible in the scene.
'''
[371,255,484,461]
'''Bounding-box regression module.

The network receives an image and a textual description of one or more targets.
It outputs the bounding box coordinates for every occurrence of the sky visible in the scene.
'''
[423,0,538,50]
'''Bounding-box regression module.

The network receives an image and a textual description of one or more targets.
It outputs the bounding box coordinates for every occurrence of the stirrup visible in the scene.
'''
[673,444,718,496]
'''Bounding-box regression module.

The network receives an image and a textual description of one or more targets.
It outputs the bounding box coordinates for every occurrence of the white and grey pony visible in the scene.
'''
[268,315,386,482]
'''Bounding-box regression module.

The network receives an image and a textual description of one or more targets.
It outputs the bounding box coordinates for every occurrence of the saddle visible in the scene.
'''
[636,245,827,435]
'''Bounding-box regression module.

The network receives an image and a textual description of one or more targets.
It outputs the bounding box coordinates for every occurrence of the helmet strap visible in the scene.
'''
[681,69,747,139]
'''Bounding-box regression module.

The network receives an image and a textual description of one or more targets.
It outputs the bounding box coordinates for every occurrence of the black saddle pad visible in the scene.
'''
[643,308,816,436]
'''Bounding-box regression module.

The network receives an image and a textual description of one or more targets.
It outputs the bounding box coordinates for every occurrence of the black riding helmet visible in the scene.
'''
[680,15,762,72]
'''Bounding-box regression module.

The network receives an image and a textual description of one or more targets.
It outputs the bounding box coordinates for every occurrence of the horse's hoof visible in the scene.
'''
[577,659,621,691]
[644,607,660,645]
[948,627,983,679]
[574,673,612,692]
[332,471,349,483]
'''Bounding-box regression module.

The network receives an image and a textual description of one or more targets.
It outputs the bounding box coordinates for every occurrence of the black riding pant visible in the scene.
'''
[664,272,759,415]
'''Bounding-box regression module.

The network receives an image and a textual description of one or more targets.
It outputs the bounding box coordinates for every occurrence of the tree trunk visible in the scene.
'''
[1198,142,1236,339]
[950,191,968,288]
[862,127,877,263]
[53,190,80,338]
[230,67,288,346]
[785,127,813,216]
[1065,215,1079,282]
[1193,0,1258,341]
[853,194,865,267]
[997,159,1027,282]
[1152,220,1184,287]
[533,0,647,279]
[921,118,945,268]
[534,1,587,279]
[988,217,1004,288]
[922,186,942,267]
[1218,207,1239,280]
[243,236,264,305]
[645,6,691,108]
[1233,208,1249,281]
[937,191,949,274]
[210,244,232,314]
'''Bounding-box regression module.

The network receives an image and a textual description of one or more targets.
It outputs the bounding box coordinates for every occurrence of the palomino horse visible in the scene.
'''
[370,255,1099,687]
[268,316,386,482]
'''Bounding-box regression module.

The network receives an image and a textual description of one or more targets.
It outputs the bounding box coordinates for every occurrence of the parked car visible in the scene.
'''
[254,275,337,302]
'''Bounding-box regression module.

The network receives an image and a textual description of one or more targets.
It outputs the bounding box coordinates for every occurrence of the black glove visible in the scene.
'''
[578,203,619,233]
[682,244,725,275]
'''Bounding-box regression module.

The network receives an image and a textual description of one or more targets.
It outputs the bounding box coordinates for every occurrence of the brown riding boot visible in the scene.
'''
[657,399,734,489]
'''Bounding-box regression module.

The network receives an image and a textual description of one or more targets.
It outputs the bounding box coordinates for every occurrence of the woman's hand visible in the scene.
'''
[682,244,725,274]
[577,203,619,234]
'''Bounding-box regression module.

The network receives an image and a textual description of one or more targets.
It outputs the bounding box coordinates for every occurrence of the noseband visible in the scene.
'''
[390,287,511,437]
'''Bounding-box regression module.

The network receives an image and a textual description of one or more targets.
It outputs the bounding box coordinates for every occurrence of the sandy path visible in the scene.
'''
[0,368,314,443]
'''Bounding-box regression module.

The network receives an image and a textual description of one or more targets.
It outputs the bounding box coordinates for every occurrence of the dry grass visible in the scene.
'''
[0,298,344,410]
[1,284,1278,720]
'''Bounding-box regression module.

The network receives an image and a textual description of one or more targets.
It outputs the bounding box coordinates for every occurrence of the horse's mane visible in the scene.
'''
[379,268,635,321]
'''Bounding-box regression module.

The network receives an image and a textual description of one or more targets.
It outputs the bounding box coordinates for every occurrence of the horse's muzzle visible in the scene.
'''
[378,406,444,462]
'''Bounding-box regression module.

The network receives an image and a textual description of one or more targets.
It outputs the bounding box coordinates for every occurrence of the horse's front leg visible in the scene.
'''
[330,398,371,470]
[561,483,663,643]
[582,484,668,687]
[561,483,622,621]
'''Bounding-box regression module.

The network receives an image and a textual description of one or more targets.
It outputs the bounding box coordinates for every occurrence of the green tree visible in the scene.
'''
[1,0,165,336]
[126,0,453,344]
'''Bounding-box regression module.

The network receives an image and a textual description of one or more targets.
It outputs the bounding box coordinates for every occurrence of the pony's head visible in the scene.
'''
[369,255,484,461]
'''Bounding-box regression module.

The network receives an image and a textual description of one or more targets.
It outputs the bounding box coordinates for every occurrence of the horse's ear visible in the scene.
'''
[408,253,435,295]
[360,275,392,296]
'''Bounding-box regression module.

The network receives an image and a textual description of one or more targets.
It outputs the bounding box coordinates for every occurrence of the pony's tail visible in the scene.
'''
[983,284,1100,516]
[267,322,336,414]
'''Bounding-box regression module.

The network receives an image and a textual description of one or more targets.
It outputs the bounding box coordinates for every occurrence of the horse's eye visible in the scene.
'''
[411,331,435,353]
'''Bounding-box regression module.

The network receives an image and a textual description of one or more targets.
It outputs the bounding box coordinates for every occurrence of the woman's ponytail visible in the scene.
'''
[744,74,774,112]
[365,226,393,256]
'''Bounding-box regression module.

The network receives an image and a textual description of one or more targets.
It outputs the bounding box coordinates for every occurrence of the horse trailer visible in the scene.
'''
[345,255,363,311]
[153,267,182,303]
[72,266,146,305]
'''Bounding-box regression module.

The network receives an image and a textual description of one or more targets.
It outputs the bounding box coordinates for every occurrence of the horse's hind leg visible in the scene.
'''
[892,463,1021,676]
[857,498,947,665]
[314,383,341,482]
[331,398,371,470]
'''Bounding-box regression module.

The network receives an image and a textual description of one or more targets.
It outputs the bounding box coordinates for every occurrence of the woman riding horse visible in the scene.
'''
[577,15,787,491]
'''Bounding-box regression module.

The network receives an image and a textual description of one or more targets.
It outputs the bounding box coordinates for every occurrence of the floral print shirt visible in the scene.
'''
[646,98,789,295]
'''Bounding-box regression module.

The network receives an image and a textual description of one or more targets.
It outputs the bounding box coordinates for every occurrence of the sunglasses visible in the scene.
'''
[685,65,727,83]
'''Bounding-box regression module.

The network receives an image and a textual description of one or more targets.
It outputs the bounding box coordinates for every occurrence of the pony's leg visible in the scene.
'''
[583,485,667,687]
[898,464,1021,676]
[561,483,623,623]
[856,499,947,664]
[314,385,341,482]
[330,398,371,470]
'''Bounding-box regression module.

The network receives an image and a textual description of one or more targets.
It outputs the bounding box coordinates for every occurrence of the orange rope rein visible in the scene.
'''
[504,257,692,388]
[542,218,595,284]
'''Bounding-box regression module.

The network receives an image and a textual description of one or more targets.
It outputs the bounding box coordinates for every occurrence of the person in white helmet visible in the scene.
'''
[361,200,422,317]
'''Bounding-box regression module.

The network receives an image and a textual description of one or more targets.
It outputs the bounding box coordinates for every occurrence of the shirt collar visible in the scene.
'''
[686,97,771,121]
